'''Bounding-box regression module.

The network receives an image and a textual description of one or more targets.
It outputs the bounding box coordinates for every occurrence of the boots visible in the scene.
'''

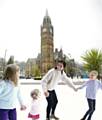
[50,114,59,120]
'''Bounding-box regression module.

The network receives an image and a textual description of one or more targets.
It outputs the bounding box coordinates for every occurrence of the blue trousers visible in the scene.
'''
[82,98,96,120]
[0,108,17,120]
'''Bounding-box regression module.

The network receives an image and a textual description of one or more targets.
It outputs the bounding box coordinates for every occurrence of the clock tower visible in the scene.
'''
[41,10,54,75]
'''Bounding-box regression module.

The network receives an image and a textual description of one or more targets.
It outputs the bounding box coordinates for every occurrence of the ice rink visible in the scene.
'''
[17,80,102,120]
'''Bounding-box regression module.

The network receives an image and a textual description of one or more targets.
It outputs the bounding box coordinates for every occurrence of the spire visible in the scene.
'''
[46,9,49,17]
[43,9,51,25]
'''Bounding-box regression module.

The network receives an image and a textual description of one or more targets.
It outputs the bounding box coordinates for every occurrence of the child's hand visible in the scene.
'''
[44,91,49,97]
[74,87,78,92]
[76,88,79,91]
[20,105,26,111]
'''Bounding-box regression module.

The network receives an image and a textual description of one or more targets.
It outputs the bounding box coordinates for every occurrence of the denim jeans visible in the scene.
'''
[82,98,96,120]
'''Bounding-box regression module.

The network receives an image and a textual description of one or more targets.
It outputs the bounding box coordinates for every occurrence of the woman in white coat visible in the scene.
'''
[41,60,77,120]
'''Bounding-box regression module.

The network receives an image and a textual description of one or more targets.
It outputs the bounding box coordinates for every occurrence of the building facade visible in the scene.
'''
[25,58,37,77]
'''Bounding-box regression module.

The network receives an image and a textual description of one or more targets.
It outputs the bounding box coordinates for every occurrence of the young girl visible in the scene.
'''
[28,89,40,120]
[77,70,102,120]
[0,64,26,120]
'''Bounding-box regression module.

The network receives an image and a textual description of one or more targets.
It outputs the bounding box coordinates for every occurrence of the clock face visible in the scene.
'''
[42,28,47,32]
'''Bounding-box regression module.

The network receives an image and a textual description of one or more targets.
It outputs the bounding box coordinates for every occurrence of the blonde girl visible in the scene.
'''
[77,70,102,120]
[28,89,40,120]
[0,64,26,120]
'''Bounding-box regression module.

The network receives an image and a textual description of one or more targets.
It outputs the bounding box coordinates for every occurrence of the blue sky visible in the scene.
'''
[0,0,102,63]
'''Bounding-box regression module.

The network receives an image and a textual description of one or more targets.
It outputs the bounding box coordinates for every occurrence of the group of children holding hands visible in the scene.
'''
[0,61,102,120]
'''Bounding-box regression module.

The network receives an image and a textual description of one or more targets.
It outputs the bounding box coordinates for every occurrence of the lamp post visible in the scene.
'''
[3,49,7,72]
[65,53,72,77]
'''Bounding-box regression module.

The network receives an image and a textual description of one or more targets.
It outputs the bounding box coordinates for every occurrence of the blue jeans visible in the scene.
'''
[0,108,17,120]
[82,98,96,120]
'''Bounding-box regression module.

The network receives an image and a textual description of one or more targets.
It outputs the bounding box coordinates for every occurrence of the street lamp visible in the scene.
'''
[3,49,7,72]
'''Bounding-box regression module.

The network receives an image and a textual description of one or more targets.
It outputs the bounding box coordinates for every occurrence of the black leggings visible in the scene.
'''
[46,90,58,119]
[82,98,96,120]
